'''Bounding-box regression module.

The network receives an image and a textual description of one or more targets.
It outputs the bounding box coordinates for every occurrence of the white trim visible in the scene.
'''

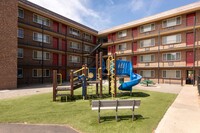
[118,30,127,38]
[33,32,50,44]
[18,28,24,38]
[32,69,50,78]
[140,70,155,78]
[33,14,50,27]
[140,38,155,48]
[140,54,155,62]
[92,106,139,110]
[32,50,50,60]
[140,23,155,33]
[18,48,23,58]
[162,70,181,79]
[162,52,181,61]
[18,8,24,18]
[162,16,182,28]
[162,34,181,45]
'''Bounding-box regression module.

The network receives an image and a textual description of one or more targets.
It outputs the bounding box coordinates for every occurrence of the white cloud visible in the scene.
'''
[130,0,145,12]
[28,0,111,30]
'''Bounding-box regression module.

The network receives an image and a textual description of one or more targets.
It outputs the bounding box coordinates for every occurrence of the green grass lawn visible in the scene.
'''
[0,87,177,133]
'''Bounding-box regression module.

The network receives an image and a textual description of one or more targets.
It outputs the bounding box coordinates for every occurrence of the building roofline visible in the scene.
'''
[18,0,98,35]
[98,1,200,36]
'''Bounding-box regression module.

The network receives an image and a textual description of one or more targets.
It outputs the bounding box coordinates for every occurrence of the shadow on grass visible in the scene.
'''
[54,91,150,102]
[100,114,148,123]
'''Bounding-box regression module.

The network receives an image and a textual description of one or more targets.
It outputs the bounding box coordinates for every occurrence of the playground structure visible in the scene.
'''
[53,52,103,101]
[53,52,142,101]
[106,53,142,97]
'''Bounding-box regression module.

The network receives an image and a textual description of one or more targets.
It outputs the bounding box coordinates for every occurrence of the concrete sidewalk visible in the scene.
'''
[155,85,200,133]
[0,123,79,133]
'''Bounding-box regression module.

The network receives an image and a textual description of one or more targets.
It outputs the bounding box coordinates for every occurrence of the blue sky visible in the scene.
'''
[28,0,200,31]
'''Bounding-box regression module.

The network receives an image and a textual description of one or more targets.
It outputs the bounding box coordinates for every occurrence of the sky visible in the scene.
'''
[28,0,200,31]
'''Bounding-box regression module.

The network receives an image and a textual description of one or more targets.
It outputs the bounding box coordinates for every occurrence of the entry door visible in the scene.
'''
[53,53,58,66]
[132,28,138,38]
[53,21,59,32]
[132,42,137,52]
[186,51,194,66]
[132,56,137,66]
[186,13,195,26]
[186,32,194,46]
[53,37,59,49]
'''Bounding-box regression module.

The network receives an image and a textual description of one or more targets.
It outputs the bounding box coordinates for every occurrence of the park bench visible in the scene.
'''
[91,99,141,123]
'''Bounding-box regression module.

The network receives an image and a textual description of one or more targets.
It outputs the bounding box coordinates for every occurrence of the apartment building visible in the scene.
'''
[17,0,98,86]
[99,2,200,85]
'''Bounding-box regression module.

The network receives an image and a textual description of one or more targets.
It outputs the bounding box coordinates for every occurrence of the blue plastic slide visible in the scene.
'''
[116,60,142,91]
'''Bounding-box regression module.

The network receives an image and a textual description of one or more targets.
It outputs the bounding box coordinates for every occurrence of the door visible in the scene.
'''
[186,51,194,66]
[62,24,67,34]
[186,13,195,26]
[61,70,66,81]
[186,70,194,84]
[53,21,59,32]
[132,28,138,38]
[132,42,137,51]
[93,36,96,44]
[132,56,137,66]
[53,53,58,66]
[112,33,116,41]
[186,32,194,46]
[62,39,66,51]
[53,37,59,49]
[62,55,66,66]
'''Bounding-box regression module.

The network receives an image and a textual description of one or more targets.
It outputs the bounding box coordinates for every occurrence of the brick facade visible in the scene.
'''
[0,0,17,89]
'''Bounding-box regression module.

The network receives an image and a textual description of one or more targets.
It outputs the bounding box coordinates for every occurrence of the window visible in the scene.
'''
[162,34,181,45]
[162,70,181,79]
[140,54,155,62]
[18,48,23,58]
[118,43,127,51]
[18,28,24,38]
[17,68,23,78]
[118,30,127,38]
[84,33,91,40]
[163,52,180,61]
[69,28,80,36]
[84,57,88,64]
[140,38,155,47]
[33,32,50,43]
[162,16,181,28]
[69,55,80,63]
[33,14,50,26]
[140,23,155,33]
[70,42,80,49]
[84,45,90,52]
[18,8,24,18]
[118,57,127,61]
[32,69,50,77]
[33,51,50,60]
[140,70,155,78]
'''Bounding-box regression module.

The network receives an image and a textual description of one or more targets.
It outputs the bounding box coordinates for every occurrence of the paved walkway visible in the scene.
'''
[155,85,200,133]
[0,123,79,133]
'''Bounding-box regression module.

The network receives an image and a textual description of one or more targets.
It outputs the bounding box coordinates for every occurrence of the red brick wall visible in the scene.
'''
[0,0,17,89]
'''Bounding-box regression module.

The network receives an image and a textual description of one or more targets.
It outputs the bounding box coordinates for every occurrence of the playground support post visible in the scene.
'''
[83,64,87,98]
[114,53,117,97]
[100,52,103,97]
[53,70,57,101]
[70,70,74,97]
[96,53,99,95]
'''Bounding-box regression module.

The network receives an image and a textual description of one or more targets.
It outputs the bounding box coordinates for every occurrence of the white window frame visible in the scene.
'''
[18,8,24,18]
[84,57,88,64]
[140,70,155,78]
[18,28,24,38]
[18,48,23,58]
[140,54,155,62]
[140,38,155,48]
[33,50,50,60]
[118,43,127,51]
[69,55,80,63]
[33,32,50,43]
[162,52,181,61]
[17,68,23,78]
[162,16,182,28]
[162,70,181,79]
[70,41,80,50]
[140,23,155,33]
[33,14,50,27]
[162,34,181,45]
[84,33,92,40]
[69,28,80,36]
[84,45,90,52]
[32,69,50,77]
[118,30,127,38]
